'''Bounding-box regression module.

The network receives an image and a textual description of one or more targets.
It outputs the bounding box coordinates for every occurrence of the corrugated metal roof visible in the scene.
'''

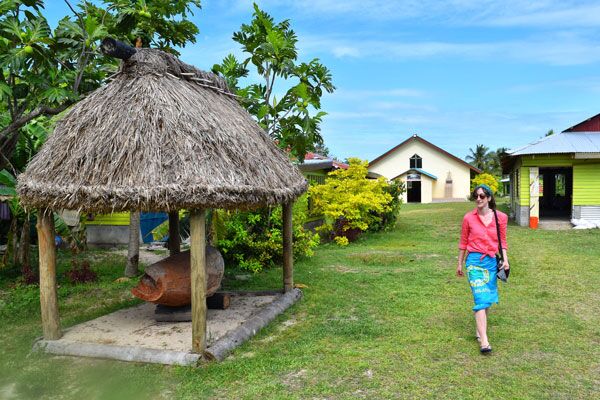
[509,132,600,155]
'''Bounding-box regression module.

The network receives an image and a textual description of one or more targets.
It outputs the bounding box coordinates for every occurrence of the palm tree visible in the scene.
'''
[466,144,490,171]
[487,147,509,175]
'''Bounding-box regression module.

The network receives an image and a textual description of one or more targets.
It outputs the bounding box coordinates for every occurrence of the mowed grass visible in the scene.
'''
[1,202,599,399]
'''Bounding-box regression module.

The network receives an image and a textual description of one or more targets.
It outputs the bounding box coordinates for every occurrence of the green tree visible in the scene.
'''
[545,129,555,136]
[212,3,335,161]
[0,0,201,271]
[466,144,490,172]
[487,146,509,176]
[0,0,201,170]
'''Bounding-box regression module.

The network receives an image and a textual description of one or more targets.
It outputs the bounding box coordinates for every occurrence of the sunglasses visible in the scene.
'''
[476,193,489,200]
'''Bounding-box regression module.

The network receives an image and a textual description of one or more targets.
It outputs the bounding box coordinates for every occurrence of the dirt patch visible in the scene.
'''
[348,251,404,266]
[282,369,307,390]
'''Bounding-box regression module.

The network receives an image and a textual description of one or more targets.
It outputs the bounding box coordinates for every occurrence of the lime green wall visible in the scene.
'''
[573,164,600,205]
[519,167,529,206]
[85,212,130,226]
[512,154,600,206]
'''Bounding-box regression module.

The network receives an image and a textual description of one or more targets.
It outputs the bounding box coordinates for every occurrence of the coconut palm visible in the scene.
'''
[466,144,490,171]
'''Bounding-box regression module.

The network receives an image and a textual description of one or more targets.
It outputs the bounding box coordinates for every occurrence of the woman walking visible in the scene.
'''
[457,184,509,354]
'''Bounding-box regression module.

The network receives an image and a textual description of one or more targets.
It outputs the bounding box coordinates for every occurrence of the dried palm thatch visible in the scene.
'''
[17,44,307,212]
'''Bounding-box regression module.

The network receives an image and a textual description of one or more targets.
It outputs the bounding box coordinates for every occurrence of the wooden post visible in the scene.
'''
[283,202,293,292]
[37,209,61,339]
[168,211,180,256]
[124,211,140,277]
[190,209,207,353]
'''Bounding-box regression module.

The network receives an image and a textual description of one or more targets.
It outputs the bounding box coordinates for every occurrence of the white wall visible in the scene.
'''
[369,138,472,202]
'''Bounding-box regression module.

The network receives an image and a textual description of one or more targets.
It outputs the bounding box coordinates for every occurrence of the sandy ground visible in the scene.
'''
[59,295,277,352]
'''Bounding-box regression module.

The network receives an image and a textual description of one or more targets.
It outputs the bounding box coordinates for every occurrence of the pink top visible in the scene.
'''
[459,209,508,258]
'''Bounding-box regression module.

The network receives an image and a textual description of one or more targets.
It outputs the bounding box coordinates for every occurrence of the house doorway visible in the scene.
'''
[407,180,421,203]
[539,167,572,219]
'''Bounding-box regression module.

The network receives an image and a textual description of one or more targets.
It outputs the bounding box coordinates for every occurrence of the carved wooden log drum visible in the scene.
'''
[131,247,224,307]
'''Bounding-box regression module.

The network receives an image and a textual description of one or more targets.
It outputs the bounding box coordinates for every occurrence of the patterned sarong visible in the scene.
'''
[466,252,498,311]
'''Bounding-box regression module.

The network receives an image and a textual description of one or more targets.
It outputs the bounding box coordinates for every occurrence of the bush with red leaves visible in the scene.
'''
[66,260,97,284]
[21,264,39,285]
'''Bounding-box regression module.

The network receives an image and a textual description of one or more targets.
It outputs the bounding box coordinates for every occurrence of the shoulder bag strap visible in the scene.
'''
[493,209,503,261]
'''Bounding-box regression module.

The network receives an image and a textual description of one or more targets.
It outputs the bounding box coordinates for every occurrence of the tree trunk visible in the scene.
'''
[10,219,19,266]
[124,211,140,277]
[16,214,30,267]
[1,218,17,267]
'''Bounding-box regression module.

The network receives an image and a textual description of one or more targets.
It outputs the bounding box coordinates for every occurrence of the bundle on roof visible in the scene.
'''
[17,40,307,212]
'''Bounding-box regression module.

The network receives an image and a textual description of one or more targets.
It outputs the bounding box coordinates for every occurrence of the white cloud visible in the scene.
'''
[301,32,600,66]
[332,46,361,58]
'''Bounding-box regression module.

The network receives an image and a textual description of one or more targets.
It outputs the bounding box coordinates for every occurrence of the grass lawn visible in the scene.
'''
[1,202,599,399]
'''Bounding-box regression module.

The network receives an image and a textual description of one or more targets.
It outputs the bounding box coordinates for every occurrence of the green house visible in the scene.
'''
[503,115,600,226]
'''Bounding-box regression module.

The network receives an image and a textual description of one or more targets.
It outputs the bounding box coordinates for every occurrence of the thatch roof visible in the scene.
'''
[17,46,307,212]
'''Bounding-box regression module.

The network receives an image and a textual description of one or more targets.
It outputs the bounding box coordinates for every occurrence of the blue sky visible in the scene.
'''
[44,0,600,161]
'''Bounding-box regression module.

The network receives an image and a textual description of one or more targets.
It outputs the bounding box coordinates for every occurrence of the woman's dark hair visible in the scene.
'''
[470,185,496,210]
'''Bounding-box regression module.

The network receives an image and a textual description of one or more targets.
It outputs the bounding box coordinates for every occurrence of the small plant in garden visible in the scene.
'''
[212,195,319,273]
[66,259,97,284]
[309,158,402,244]
[471,173,499,194]
[20,264,38,285]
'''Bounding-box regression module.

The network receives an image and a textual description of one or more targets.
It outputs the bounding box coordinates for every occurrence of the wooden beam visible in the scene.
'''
[168,211,180,255]
[282,202,293,292]
[37,209,61,339]
[100,37,136,60]
[190,209,207,353]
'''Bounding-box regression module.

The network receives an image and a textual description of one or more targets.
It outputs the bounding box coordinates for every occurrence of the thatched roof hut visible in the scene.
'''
[17,42,307,213]
[17,39,302,356]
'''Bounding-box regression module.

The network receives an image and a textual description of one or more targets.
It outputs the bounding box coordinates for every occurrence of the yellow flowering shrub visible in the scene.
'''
[471,173,500,194]
[309,158,393,242]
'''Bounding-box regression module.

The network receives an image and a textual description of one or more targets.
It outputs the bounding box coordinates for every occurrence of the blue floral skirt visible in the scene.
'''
[466,252,498,311]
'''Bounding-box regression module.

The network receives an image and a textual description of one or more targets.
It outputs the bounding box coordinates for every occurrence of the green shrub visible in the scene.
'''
[309,158,402,243]
[211,194,319,273]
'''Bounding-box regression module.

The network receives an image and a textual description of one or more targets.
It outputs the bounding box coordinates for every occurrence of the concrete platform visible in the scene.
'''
[34,289,302,366]
[538,219,573,230]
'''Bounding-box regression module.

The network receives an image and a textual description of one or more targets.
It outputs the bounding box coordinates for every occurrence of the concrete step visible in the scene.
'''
[537,219,573,230]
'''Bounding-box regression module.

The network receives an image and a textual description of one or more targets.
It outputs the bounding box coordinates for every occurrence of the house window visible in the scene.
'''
[410,154,422,169]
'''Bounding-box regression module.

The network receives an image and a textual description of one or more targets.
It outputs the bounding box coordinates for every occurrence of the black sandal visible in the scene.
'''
[480,345,492,354]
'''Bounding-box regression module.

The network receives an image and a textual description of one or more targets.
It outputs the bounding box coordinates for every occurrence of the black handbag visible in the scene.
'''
[493,209,510,282]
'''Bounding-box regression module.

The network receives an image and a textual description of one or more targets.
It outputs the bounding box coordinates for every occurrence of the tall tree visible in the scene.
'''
[466,144,490,172]
[487,146,509,176]
[0,0,201,271]
[212,3,335,161]
[545,129,555,136]
[0,0,201,170]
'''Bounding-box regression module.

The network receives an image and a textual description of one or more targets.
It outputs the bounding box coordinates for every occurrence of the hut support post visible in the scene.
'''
[168,211,180,255]
[37,209,61,340]
[283,202,293,292]
[190,209,207,353]
[125,211,140,277]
